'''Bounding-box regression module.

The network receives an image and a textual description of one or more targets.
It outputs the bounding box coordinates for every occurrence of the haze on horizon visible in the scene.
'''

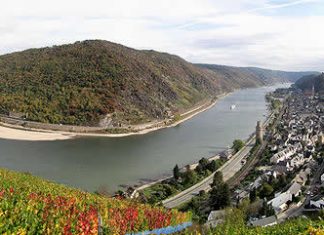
[1,0,324,71]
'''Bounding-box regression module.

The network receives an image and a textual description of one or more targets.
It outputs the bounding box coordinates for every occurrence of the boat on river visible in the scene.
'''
[230,104,236,110]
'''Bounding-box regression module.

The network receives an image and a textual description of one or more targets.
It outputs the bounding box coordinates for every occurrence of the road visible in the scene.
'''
[162,138,255,208]
[162,111,276,209]
[228,140,266,188]
[228,110,280,188]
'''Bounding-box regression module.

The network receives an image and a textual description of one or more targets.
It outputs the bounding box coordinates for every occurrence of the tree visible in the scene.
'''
[173,164,180,180]
[183,170,198,186]
[271,99,281,110]
[211,171,224,188]
[207,160,217,172]
[260,200,275,217]
[232,139,245,153]
[221,183,231,207]
[249,188,257,202]
[195,164,203,175]
[198,158,209,170]
[275,174,287,190]
[163,184,176,197]
[210,183,231,210]
[259,183,274,199]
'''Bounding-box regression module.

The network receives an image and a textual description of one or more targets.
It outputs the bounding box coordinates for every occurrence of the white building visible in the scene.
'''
[287,182,301,197]
[310,199,324,209]
[206,210,226,228]
[294,168,311,186]
[289,154,307,170]
[250,216,277,227]
[270,146,296,164]
[268,192,292,214]
[250,176,263,189]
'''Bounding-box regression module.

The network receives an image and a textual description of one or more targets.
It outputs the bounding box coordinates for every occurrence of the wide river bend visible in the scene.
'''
[0,84,288,192]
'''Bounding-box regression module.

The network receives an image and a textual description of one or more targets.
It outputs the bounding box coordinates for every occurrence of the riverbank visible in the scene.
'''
[0,124,74,141]
[131,151,223,196]
[133,132,256,203]
[0,93,229,141]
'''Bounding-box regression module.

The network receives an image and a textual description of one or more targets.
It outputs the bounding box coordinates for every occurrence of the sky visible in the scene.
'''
[1,0,324,71]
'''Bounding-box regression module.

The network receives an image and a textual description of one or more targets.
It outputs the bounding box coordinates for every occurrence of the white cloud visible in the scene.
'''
[249,0,321,12]
[0,0,324,71]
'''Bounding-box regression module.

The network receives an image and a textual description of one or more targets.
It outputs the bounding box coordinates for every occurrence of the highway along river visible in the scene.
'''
[0,84,288,192]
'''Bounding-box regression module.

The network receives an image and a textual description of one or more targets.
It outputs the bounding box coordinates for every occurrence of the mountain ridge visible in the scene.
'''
[197,63,318,85]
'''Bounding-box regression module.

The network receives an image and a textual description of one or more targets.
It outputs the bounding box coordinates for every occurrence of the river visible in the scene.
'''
[0,84,288,192]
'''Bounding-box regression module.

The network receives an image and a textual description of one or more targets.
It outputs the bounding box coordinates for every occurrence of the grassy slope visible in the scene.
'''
[0,168,190,234]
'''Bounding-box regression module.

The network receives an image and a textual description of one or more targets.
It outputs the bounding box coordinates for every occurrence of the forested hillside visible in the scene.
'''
[295,73,324,92]
[0,40,315,126]
[198,64,318,87]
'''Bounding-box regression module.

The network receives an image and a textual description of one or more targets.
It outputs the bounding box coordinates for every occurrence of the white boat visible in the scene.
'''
[230,104,236,110]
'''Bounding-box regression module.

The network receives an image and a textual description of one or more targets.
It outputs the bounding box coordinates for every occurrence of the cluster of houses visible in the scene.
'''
[246,93,323,217]
[268,95,324,214]
[308,174,324,209]
[207,89,324,228]
[254,92,324,220]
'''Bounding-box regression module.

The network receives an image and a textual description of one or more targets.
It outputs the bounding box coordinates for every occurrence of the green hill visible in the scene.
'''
[295,73,324,93]
[0,40,315,126]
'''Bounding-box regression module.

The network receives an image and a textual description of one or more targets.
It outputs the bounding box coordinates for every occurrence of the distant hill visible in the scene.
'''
[197,64,318,86]
[295,73,324,93]
[0,40,316,126]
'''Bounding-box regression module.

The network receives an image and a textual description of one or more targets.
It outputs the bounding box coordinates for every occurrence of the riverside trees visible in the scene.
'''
[232,139,245,153]
[181,169,231,222]
[173,164,180,181]
[143,158,223,204]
